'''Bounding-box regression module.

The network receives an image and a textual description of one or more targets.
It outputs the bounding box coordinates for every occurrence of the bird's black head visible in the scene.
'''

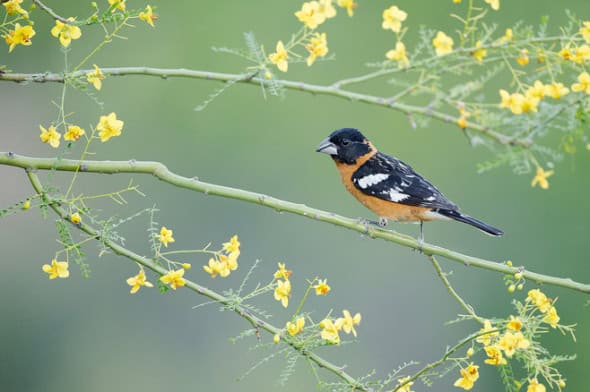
[316,128,374,164]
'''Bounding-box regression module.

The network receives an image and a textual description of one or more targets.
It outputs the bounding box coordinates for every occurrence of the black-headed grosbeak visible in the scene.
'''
[316,128,503,237]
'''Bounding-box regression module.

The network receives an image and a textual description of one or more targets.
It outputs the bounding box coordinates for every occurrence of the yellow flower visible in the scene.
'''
[50,18,82,48]
[498,28,513,43]
[96,112,124,142]
[520,94,539,113]
[286,316,305,336]
[526,80,546,99]
[87,64,104,90]
[220,253,238,271]
[543,306,560,328]
[498,331,530,357]
[314,279,330,295]
[157,226,175,247]
[531,167,554,190]
[475,319,498,346]
[126,269,153,294]
[108,0,126,11]
[527,379,547,392]
[544,82,569,99]
[580,21,590,43]
[432,31,453,56]
[319,0,337,19]
[39,125,61,148]
[337,0,357,17]
[319,318,341,344]
[274,262,293,280]
[222,234,240,253]
[42,259,70,279]
[499,90,523,114]
[295,1,325,29]
[471,41,486,63]
[453,0,462,3]
[274,279,291,308]
[453,363,479,390]
[517,49,529,66]
[484,0,499,10]
[306,32,328,66]
[269,40,288,72]
[203,257,230,278]
[386,41,410,68]
[382,6,407,33]
[506,316,522,331]
[64,125,85,141]
[4,23,35,53]
[572,44,590,63]
[484,345,507,366]
[160,269,186,290]
[572,71,590,94]
[396,376,414,392]
[558,46,572,61]
[337,309,361,337]
[139,5,157,27]
[70,212,81,224]
[3,0,27,16]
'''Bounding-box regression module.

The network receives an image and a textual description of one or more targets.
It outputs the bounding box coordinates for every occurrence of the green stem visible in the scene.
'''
[0,67,528,147]
[26,171,369,392]
[3,153,588,295]
[427,255,483,323]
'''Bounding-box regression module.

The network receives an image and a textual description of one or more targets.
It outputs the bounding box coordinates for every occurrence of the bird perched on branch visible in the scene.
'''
[316,128,503,240]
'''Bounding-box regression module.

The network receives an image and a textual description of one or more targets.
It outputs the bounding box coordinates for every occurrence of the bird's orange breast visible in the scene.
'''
[334,157,434,222]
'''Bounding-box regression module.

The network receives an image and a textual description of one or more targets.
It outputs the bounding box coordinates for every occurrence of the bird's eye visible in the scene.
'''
[341,139,350,146]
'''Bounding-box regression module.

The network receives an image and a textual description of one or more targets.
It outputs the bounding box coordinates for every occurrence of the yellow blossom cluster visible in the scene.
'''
[527,289,560,328]
[87,65,105,90]
[286,316,305,336]
[454,363,479,390]
[433,31,454,56]
[382,5,409,68]
[268,1,341,73]
[273,262,292,307]
[319,310,361,344]
[3,0,28,16]
[42,259,70,279]
[203,235,241,278]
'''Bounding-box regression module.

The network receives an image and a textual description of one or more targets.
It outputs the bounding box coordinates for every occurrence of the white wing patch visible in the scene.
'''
[388,190,410,202]
[356,173,389,189]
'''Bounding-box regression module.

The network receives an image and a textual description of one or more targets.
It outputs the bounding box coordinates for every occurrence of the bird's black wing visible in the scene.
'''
[351,152,458,210]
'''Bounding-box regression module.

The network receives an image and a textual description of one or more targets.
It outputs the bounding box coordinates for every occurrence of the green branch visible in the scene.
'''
[26,171,369,392]
[3,152,589,295]
[0,67,528,147]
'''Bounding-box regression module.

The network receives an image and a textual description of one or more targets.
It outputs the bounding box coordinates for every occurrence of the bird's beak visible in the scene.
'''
[316,137,338,155]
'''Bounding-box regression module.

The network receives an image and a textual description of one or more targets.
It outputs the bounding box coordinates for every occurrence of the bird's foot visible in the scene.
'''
[356,217,388,232]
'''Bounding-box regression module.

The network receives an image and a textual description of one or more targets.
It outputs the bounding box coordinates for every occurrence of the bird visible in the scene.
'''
[316,128,503,240]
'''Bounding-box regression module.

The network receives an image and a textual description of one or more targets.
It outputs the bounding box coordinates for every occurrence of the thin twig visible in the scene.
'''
[32,0,71,23]
[0,67,529,147]
[3,153,588,294]
[427,255,483,323]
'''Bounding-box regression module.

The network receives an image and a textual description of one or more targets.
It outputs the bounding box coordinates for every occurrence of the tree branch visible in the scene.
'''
[25,170,369,391]
[32,0,72,24]
[0,67,529,148]
[3,152,589,294]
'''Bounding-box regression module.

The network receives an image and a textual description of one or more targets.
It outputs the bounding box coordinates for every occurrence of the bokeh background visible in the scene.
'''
[1,1,588,391]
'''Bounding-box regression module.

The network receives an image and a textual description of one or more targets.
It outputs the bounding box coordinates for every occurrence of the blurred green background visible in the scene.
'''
[1,1,588,391]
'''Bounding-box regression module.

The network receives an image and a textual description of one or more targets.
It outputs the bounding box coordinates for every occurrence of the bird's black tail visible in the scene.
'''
[436,209,503,236]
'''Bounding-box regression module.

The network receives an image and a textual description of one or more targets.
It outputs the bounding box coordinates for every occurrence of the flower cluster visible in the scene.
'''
[273,262,292,307]
[454,288,566,391]
[319,309,361,344]
[268,0,352,74]
[38,112,123,149]
[203,235,241,278]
